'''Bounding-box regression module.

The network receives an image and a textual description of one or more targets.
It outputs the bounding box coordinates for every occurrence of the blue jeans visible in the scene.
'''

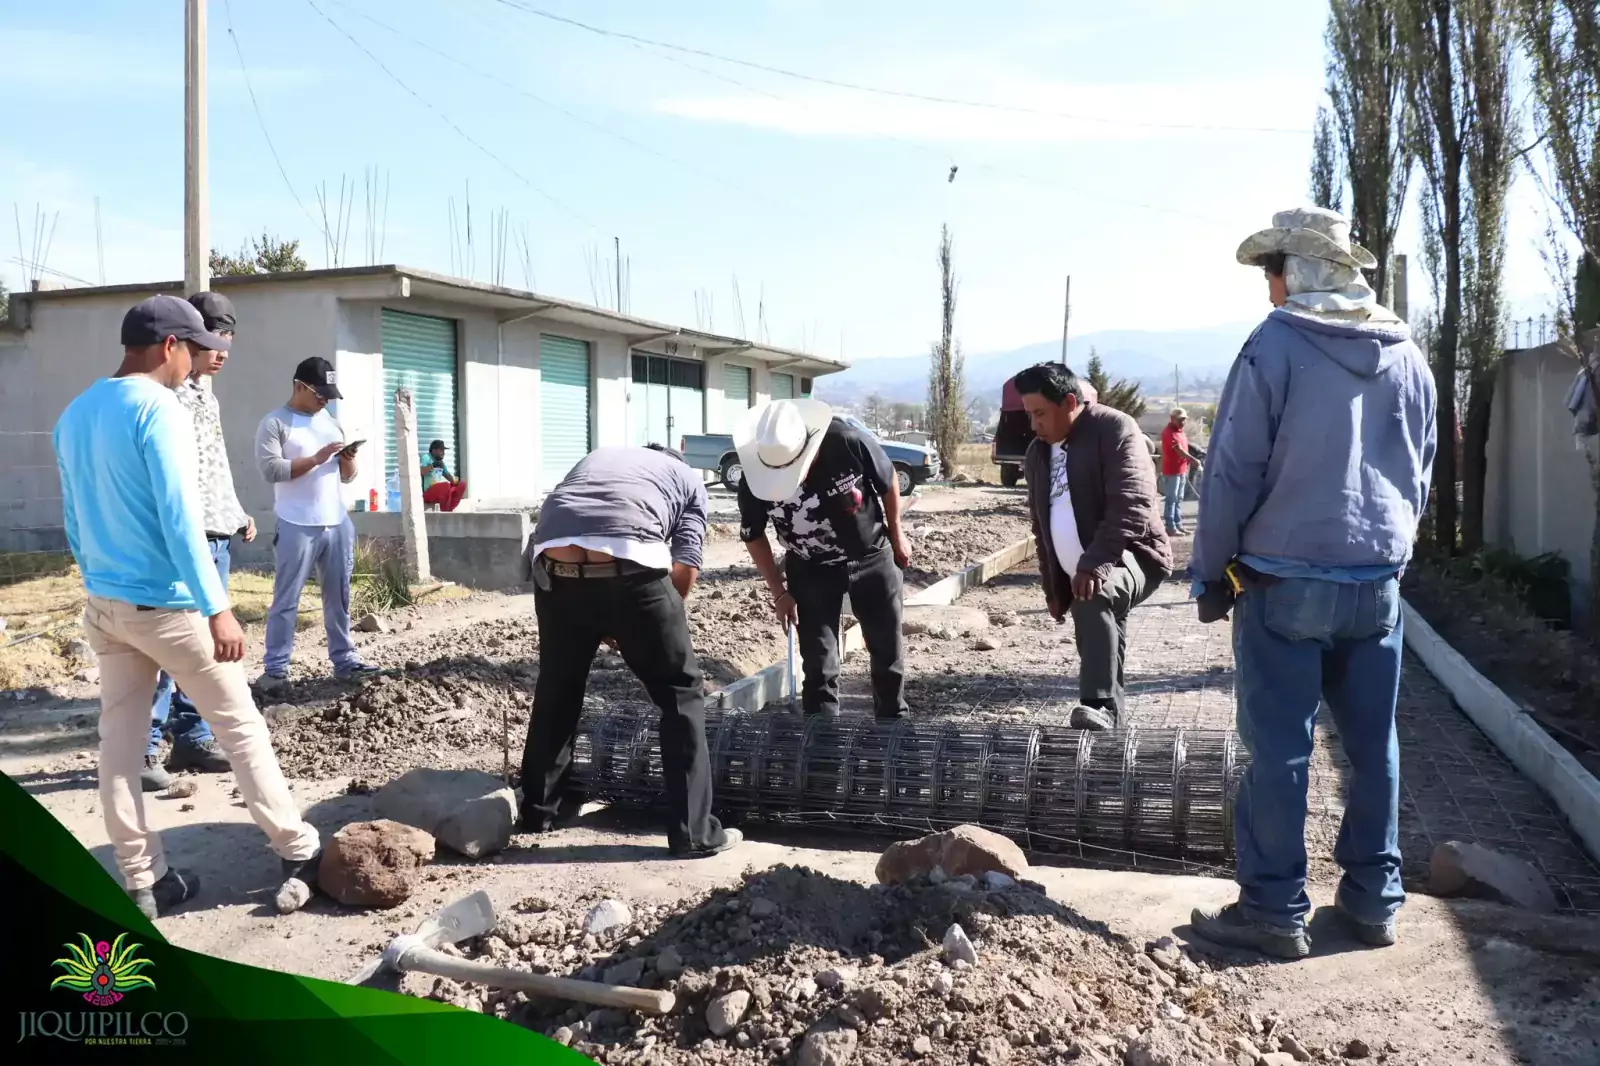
[1231,575,1405,931]
[265,518,358,675]
[1162,474,1186,530]
[148,537,231,757]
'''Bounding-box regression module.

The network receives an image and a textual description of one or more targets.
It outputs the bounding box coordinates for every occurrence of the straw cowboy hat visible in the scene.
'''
[733,398,834,502]
[1236,206,1377,271]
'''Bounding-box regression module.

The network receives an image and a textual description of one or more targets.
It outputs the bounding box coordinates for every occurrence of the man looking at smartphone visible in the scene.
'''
[254,357,379,684]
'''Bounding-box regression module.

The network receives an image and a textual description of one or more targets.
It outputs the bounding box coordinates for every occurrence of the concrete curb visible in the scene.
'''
[1402,600,1600,864]
[712,536,1037,713]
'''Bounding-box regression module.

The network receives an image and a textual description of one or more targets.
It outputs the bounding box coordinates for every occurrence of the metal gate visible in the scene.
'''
[381,309,458,487]
[631,353,704,447]
[540,334,592,492]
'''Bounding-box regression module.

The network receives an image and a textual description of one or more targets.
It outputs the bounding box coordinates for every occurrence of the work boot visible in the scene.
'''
[519,793,587,834]
[167,737,231,773]
[1189,903,1310,959]
[275,851,322,915]
[254,670,289,694]
[130,867,200,920]
[669,826,743,860]
[1070,704,1116,732]
[1334,900,1397,947]
[335,660,382,681]
[140,755,174,792]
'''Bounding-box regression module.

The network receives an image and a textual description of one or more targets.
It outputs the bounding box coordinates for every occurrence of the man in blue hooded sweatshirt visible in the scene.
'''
[1189,207,1437,959]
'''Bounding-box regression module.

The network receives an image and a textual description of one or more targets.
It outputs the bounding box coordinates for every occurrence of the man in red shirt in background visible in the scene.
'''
[1160,408,1200,535]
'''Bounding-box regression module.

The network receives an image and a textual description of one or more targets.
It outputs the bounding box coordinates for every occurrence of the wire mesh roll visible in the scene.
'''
[571,708,1248,862]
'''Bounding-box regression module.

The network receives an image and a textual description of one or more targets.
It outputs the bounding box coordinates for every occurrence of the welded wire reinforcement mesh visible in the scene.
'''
[572,708,1248,864]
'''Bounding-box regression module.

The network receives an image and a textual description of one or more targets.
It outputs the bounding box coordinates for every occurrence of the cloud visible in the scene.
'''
[653,74,1313,144]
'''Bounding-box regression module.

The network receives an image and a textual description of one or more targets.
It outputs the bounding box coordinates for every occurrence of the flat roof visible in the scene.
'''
[14,264,848,375]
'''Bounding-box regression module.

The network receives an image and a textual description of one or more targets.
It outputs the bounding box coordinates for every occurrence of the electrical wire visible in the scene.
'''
[223,0,329,244]
[485,0,1312,136]
[302,0,601,232]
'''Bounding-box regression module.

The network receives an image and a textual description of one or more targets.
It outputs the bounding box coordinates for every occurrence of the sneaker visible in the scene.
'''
[255,670,289,693]
[335,661,381,681]
[1334,901,1397,947]
[1190,903,1310,959]
[130,867,199,919]
[274,851,322,915]
[140,755,174,792]
[1070,704,1117,732]
[167,737,230,773]
[669,827,744,860]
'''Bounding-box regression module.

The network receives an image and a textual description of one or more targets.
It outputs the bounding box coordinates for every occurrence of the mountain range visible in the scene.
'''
[814,323,1255,406]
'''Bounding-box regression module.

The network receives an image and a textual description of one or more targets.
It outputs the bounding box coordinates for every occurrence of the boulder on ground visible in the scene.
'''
[354,612,389,634]
[1428,840,1558,912]
[875,824,1028,885]
[319,819,436,908]
[373,768,517,859]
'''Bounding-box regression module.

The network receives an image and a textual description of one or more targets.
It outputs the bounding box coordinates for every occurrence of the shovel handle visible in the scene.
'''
[396,945,676,1015]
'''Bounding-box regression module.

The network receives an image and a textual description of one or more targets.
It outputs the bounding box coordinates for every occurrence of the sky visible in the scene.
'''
[0,0,1574,361]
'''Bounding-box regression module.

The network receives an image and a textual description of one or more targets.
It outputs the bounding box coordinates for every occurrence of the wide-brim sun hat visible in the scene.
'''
[733,399,834,502]
[1236,205,1377,271]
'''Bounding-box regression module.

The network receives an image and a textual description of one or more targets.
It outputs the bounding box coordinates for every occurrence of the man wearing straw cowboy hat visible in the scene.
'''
[1188,206,1436,959]
[735,399,913,720]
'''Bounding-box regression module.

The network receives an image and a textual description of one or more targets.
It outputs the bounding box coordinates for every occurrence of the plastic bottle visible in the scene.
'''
[369,487,380,512]
[386,472,402,513]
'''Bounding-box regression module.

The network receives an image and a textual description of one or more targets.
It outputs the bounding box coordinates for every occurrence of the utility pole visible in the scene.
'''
[614,236,622,312]
[184,0,210,295]
[1392,253,1409,323]
[1059,275,1071,364]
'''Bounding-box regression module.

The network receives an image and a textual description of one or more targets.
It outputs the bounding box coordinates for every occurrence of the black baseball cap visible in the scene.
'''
[293,356,343,400]
[188,291,237,333]
[120,295,232,352]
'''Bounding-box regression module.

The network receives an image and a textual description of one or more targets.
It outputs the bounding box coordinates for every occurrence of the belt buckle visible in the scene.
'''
[550,561,582,579]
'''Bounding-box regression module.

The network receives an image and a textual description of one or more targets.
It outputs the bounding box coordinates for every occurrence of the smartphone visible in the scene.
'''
[341,439,366,454]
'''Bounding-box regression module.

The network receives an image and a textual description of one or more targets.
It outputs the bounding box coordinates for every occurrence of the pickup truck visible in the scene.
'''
[681,416,940,496]
[992,371,1098,487]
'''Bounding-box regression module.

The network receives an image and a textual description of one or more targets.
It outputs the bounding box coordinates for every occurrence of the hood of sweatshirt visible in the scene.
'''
[1269,307,1412,379]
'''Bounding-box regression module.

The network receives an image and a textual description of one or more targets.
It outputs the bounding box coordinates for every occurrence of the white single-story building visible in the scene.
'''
[0,265,846,576]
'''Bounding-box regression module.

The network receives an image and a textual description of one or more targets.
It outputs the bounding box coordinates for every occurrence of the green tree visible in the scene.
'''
[1086,349,1147,420]
[927,224,968,475]
[210,232,308,276]
[1309,105,1345,212]
[0,276,8,325]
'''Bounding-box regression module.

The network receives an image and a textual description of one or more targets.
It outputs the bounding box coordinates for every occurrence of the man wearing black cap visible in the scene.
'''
[253,357,378,683]
[141,291,254,790]
[55,295,323,918]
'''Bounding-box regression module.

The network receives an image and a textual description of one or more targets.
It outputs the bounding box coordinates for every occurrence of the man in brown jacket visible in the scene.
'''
[1016,363,1173,730]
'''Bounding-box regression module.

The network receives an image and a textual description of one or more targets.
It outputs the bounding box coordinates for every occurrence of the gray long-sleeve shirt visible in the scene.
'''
[531,446,709,569]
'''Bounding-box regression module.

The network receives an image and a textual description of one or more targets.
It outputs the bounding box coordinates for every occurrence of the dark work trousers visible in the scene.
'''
[786,546,908,717]
[1069,550,1159,721]
[520,566,720,851]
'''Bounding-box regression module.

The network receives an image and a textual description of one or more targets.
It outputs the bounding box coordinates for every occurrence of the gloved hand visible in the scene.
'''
[1196,581,1235,624]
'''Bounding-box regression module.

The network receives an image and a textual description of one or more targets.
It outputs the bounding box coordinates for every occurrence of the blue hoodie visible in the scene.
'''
[1191,308,1437,586]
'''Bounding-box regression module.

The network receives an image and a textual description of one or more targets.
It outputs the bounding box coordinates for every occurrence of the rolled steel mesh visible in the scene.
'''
[572,708,1247,863]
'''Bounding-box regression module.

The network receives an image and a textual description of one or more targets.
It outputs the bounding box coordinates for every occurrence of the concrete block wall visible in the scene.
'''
[349,509,533,591]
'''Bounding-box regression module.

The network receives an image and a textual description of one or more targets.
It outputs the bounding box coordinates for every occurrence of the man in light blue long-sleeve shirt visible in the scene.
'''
[54,295,322,920]
[1187,209,1437,960]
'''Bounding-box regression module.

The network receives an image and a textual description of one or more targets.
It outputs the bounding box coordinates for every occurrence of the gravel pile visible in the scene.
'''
[400,866,1374,1065]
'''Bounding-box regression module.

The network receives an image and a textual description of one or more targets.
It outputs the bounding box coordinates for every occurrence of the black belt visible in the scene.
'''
[540,557,658,580]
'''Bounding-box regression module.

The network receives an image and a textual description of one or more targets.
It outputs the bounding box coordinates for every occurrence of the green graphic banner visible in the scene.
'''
[1,773,588,1063]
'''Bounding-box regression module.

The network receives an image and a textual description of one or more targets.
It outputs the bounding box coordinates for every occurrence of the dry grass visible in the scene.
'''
[951,442,1003,484]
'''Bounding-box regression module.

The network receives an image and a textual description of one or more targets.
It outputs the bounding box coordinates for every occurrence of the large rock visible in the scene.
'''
[373,768,517,859]
[798,1020,858,1066]
[875,824,1028,885]
[901,604,990,639]
[1428,840,1558,912]
[318,819,435,908]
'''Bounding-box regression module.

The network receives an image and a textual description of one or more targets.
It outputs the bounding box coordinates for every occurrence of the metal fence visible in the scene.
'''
[1509,315,1558,350]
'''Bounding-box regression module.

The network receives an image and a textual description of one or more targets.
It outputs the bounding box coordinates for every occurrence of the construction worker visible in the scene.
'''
[253,358,378,685]
[734,399,913,719]
[1014,362,1173,731]
[53,295,323,918]
[142,291,253,791]
[519,444,740,859]
[1159,407,1200,536]
[1189,207,1437,958]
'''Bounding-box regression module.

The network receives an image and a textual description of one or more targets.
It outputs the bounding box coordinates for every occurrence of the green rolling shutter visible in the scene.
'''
[382,309,458,487]
[770,372,795,400]
[541,334,592,492]
[724,364,752,429]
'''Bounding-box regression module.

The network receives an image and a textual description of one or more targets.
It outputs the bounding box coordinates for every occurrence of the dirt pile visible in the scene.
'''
[401,866,1373,1065]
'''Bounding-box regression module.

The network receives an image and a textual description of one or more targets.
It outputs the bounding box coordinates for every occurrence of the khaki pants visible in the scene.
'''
[83,596,319,891]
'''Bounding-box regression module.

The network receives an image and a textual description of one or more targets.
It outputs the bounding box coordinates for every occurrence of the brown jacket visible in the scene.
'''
[1024,402,1173,611]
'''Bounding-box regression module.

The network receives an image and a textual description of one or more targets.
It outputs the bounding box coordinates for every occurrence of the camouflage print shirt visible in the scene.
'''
[177,377,250,538]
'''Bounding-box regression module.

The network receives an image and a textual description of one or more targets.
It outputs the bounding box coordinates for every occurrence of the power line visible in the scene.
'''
[301,0,600,232]
[485,0,1311,136]
[223,0,328,244]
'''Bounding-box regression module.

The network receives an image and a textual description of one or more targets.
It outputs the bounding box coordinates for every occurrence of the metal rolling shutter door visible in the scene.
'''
[724,364,751,428]
[381,309,458,487]
[541,334,592,492]
[770,372,795,400]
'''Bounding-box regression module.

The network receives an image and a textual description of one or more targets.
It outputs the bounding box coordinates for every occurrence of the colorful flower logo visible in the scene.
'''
[51,933,156,1007]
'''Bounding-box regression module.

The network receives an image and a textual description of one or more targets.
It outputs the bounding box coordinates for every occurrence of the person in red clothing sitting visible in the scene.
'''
[1160,408,1200,535]
[421,439,467,512]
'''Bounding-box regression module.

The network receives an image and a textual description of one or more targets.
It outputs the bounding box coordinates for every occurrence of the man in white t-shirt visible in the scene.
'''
[1015,362,1173,731]
[253,357,378,684]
